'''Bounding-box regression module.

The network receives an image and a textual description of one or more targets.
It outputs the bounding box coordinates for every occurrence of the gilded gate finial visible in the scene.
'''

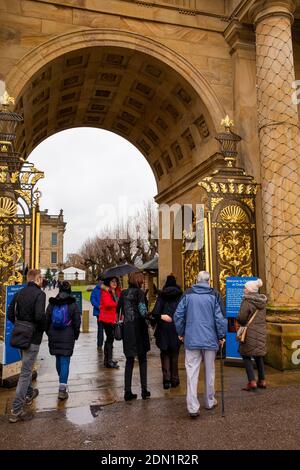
[0,90,15,107]
[221,115,234,132]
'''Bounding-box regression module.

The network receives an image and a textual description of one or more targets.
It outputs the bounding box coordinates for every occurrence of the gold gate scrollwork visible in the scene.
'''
[182,217,200,289]
[218,228,253,296]
[217,205,254,295]
[0,90,44,346]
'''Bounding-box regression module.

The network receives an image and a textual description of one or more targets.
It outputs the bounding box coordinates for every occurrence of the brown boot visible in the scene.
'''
[257,380,267,389]
[242,380,257,391]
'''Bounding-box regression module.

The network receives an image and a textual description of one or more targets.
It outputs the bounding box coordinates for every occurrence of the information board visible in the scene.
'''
[3,285,25,365]
[225,276,256,360]
[71,291,83,314]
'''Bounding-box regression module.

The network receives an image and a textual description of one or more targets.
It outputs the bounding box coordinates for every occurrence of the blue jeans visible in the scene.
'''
[55,355,71,384]
[97,320,104,348]
[12,343,39,413]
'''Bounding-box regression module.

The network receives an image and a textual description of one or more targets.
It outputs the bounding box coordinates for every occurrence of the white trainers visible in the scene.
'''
[205,398,218,410]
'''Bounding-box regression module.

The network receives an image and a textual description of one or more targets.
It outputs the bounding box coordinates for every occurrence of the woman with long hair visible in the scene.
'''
[117,272,150,401]
[151,275,182,389]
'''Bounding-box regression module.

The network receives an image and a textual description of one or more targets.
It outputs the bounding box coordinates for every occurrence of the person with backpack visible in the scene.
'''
[90,276,104,351]
[151,275,183,389]
[8,269,46,423]
[45,281,81,400]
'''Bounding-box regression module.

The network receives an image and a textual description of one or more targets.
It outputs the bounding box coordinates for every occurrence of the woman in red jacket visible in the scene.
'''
[99,276,121,369]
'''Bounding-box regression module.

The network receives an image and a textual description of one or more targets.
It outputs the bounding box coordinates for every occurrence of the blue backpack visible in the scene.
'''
[52,304,71,330]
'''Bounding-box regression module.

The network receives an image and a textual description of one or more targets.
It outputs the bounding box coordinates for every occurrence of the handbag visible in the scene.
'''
[10,293,35,350]
[114,321,123,341]
[10,320,35,350]
[236,310,258,343]
[114,309,123,341]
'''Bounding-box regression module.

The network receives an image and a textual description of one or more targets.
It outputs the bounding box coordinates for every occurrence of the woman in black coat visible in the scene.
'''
[151,275,182,389]
[117,272,150,402]
[45,281,81,400]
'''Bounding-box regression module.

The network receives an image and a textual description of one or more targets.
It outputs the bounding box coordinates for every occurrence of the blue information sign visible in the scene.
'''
[3,285,25,365]
[225,276,256,360]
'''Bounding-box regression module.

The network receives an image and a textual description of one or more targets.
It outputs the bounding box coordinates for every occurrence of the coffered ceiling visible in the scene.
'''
[15,46,214,186]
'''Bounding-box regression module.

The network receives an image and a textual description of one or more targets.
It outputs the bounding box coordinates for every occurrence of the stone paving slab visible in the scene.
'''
[1,290,300,417]
[1,287,300,449]
[1,384,300,450]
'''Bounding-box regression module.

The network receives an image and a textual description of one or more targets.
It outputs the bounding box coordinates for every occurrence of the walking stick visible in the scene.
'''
[220,342,225,418]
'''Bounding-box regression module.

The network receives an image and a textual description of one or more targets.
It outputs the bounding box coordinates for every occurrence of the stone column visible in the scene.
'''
[224,21,266,288]
[250,0,300,312]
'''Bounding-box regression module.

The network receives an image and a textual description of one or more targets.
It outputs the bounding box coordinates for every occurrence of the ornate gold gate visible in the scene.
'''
[0,91,43,349]
[182,117,258,294]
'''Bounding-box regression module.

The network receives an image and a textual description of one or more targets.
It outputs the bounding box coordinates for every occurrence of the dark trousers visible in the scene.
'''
[160,349,180,385]
[102,322,114,365]
[242,355,265,382]
[97,320,104,348]
[125,354,147,393]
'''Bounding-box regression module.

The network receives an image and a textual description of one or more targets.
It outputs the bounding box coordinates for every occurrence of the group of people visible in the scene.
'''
[42,278,59,290]
[90,270,267,417]
[7,267,268,423]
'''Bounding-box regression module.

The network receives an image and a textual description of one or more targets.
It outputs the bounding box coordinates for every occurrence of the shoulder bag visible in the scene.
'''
[10,293,35,350]
[114,308,123,341]
[236,310,258,344]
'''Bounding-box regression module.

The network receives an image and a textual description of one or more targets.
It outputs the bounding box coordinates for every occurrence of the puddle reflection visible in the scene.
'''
[66,405,102,426]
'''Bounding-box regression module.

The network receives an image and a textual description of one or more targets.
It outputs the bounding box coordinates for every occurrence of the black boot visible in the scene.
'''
[124,391,137,401]
[141,389,151,400]
[104,341,116,367]
[106,361,119,369]
[103,343,109,367]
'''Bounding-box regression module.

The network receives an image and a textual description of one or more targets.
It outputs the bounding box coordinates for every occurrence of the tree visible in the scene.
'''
[69,200,158,280]
[65,253,85,270]
[45,268,53,282]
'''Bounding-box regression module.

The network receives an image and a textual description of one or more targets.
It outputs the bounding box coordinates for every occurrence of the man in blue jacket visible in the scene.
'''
[90,277,104,350]
[174,271,227,418]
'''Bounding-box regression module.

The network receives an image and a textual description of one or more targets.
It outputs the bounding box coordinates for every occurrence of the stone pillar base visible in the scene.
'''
[266,314,300,370]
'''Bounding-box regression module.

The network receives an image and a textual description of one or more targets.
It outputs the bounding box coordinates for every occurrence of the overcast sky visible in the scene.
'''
[29,128,157,257]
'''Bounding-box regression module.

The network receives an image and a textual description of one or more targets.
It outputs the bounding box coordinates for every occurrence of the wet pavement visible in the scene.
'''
[0,288,300,449]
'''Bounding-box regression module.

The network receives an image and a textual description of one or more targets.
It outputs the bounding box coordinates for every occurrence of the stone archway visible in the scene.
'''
[6,29,226,132]
[7,30,226,185]
[3,28,228,286]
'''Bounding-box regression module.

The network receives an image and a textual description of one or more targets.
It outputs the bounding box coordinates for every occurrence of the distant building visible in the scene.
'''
[62,266,86,281]
[23,209,66,274]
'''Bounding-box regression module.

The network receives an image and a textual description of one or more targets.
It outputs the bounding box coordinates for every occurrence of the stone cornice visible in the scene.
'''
[224,19,255,54]
[34,0,226,33]
[155,153,225,204]
[248,0,296,25]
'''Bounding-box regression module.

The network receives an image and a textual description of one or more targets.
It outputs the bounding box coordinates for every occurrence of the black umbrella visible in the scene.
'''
[100,263,140,279]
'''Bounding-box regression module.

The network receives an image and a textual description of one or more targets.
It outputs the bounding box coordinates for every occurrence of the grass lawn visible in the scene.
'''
[72,285,94,302]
